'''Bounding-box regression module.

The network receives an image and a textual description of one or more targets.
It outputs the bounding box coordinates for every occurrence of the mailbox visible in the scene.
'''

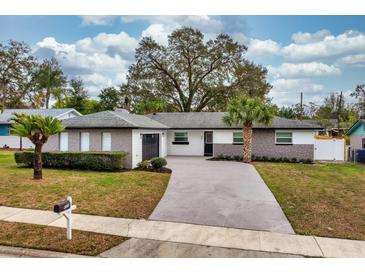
[53,199,71,213]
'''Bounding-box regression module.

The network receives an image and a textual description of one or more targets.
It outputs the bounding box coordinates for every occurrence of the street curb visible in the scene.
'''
[0,245,89,258]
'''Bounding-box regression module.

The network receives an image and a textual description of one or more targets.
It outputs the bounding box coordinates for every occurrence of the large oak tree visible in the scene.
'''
[0,40,37,108]
[124,27,272,112]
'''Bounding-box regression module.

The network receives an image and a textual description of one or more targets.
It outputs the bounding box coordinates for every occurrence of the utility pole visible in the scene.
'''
[337,91,343,136]
[300,92,303,121]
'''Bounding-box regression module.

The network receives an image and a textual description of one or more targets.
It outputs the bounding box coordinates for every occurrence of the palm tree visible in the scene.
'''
[11,114,65,180]
[34,58,66,109]
[223,96,274,163]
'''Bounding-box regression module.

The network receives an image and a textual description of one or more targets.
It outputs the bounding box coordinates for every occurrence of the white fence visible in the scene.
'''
[314,138,345,161]
[0,136,34,149]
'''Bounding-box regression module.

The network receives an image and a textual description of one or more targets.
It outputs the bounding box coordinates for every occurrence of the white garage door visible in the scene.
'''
[314,138,345,161]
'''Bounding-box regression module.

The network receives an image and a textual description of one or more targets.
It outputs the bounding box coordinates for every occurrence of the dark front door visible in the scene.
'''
[142,134,159,161]
[204,131,213,156]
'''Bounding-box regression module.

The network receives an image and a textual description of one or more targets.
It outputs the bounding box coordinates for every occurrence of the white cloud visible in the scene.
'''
[338,54,365,67]
[75,32,138,59]
[141,24,173,45]
[122,15,223,34]
[268,62,341,78]
[291,29,331,44]
[80,16,117,26]
[128,15,225,45]
[282,30,365,61]
[33,34,136,97]
[233,33,281,57]
[270,78,324,105]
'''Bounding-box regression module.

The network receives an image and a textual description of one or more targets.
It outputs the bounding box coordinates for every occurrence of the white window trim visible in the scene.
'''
[275,130,293,145]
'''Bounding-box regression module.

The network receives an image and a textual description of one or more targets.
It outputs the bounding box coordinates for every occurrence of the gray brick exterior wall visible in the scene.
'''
[213,129,314,161]
[43,129,133,168]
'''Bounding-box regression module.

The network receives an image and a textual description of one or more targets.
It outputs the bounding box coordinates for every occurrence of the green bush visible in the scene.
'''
[233,155,243,161]
[14,151,128,171]
[137,160,151,169]
[150,157,167,169]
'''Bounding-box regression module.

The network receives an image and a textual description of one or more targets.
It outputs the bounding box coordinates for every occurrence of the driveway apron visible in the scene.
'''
[149,156,294,234]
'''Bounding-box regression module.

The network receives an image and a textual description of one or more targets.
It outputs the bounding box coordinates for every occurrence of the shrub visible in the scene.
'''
[254,155,262,161]
[150,157,167,169]
[137,160,151,169]
[14,151,128,171]
[282,157,289,163]
[302,158,313,164]
[262,156,268,161]
[224,155,232,161]
[233,155,242,162]
[291,157,297,163]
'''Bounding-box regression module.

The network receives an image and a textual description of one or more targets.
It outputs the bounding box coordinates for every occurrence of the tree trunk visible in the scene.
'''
[33,143,43,180]
[45,88,50,109]
[242,124,253,163]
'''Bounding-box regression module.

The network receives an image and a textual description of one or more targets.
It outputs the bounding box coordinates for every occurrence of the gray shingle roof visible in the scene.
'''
[0,108,78,123]
[147,112,323,129]
[64,110,168,129]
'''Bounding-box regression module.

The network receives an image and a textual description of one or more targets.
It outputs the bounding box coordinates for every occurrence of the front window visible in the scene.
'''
[174,132,188,142]
[80,132,90,151]
[276,131,293,144]
[233,132,243,144]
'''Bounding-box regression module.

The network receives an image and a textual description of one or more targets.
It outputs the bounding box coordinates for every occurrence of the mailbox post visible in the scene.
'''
[53,196,76,240]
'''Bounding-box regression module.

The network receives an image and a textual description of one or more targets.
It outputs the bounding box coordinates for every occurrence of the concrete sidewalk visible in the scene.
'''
[0,245,87,258]
[1,206,365,258]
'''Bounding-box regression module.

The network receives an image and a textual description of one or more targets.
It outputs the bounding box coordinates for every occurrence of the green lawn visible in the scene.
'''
[254,162,365,240]
[0,151,170,219]
[0,221,127,256]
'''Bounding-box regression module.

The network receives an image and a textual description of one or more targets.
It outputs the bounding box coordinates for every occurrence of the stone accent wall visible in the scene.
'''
[213,129,314,161]
[43,128,133,168]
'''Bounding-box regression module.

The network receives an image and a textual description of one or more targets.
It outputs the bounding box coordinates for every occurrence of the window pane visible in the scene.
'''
[276,132,292,138]
[102,132,111,151]
[174,132,188,142]
[276,137,292,143]
[233,132,243,143]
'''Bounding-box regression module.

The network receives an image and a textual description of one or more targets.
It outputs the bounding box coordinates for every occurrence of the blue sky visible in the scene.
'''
[1,15,364,106]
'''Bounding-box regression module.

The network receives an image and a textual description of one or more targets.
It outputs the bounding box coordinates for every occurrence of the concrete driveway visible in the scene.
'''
[150,157,294,234]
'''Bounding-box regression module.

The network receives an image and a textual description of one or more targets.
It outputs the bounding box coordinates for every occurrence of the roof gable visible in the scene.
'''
[63,110,168,129]
[147,112,323,129]
[0,108,80,123]
[346,119,365,135]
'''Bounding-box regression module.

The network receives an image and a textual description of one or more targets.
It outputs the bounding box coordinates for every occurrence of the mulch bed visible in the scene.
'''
[134,167,172,174]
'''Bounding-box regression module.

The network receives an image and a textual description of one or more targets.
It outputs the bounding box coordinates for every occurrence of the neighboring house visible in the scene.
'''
[0,108,81,149]
[347,119,365,151]
[314,119,350,137]
[43,109,323,168]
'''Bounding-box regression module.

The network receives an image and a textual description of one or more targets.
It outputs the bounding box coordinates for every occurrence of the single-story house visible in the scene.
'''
[43,109,323,168]
[0,108,81,149]
[347,119,365,151]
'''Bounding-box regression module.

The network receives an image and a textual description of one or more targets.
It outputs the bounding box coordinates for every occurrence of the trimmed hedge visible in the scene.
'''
[14,151,128,171]
[208,154,313,164]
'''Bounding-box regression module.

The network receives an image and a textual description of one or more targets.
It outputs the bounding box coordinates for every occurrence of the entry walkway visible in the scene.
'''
[1,206,365,258]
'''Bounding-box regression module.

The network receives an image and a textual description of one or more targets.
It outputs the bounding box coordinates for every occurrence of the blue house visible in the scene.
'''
[346,119,365,151]
[0,108,81,148]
